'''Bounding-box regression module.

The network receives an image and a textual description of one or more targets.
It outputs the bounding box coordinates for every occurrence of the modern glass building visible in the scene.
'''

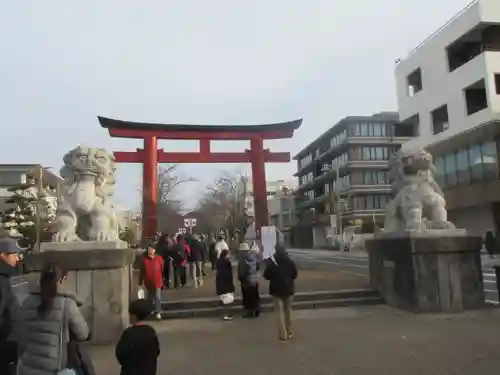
[292,112,416,248]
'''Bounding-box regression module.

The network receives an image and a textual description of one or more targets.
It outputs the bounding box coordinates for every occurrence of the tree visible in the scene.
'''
[138,165,195,233]
[0,178,55,249]
[197,172,249,239]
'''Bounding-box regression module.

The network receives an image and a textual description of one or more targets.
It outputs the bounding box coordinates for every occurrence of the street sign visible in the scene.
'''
[184,218,197,228]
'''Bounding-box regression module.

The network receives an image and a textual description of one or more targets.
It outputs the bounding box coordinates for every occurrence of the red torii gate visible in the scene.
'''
[98,116,302,243]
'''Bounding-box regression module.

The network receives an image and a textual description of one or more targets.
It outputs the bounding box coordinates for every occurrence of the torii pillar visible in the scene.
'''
[98,116,302,244]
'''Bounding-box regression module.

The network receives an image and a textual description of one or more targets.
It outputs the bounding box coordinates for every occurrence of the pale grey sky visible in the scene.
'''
[0,0,472,211]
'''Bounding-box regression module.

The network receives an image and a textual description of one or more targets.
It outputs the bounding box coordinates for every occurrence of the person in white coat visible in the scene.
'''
[214,234,229,258]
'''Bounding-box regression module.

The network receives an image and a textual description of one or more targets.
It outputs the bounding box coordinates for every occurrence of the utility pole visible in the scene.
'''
[34,166,43,253]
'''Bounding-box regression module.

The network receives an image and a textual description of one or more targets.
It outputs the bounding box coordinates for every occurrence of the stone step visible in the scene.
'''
[161,289,379,311]
[159,295,384,319]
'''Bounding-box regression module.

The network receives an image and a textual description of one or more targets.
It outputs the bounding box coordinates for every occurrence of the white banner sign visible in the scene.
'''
[261,226,277,259]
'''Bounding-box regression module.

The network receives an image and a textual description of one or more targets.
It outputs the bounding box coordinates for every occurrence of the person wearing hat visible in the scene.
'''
[0,237,28,375]
[237,242,261,318]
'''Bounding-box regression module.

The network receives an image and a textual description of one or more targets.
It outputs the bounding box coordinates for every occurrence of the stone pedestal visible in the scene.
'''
[366,232,485,313]
[25,241,135,344]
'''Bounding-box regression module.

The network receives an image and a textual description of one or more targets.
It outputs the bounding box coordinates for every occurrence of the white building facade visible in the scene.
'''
[396,0,500,152]
[395,0,500,236]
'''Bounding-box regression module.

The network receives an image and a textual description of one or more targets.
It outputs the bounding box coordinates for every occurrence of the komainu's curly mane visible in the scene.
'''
[59,146,116,200]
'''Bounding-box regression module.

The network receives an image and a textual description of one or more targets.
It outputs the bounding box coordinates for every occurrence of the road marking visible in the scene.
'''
[293,256,368,269]
[12,282,28,287]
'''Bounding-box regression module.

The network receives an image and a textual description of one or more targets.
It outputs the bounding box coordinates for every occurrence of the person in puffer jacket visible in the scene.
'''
[237,242,261,318]
[19,263,91,375]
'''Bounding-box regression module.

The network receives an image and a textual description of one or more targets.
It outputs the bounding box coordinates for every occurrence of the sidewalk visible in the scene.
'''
[89,305,500,375]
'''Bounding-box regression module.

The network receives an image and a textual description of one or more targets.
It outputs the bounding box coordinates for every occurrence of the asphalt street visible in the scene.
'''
[288,248,500,305]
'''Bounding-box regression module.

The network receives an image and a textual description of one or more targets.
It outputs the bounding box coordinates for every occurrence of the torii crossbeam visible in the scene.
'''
[98,116,302,243]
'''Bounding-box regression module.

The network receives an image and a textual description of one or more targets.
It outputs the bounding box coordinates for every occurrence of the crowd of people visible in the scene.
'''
[0,232,298,375]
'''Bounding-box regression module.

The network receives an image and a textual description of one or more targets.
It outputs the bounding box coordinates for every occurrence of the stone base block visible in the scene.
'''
[40,240,128,252]
[25,246,135,344]
[366,233,485,313]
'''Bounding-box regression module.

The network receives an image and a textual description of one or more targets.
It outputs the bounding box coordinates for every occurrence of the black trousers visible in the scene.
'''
[173,265,186,288]
[241,283,260,313]
[163,259,171,288]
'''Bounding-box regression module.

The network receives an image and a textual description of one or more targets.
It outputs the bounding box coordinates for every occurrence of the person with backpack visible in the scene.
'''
[237,242,261,318]
[263,244,298,342]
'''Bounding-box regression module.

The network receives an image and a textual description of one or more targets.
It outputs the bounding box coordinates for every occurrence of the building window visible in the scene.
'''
[0,171,24,186]
[444,153,457,187]
[434,156,445,188]
[464,79,488,115]
[437,141,498,189]
[468,144,483,182]
[481,142,498,179]
[352,195,390,210]
[431,105,449,135]
[351,123,388,138]
[495,74,500,95]
[456,149,470,184]
[358,147,392,161]
[407,68,423,97]
[362,171,387,185]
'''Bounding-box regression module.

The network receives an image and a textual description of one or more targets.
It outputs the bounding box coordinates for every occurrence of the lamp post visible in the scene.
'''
[34,166,44,253]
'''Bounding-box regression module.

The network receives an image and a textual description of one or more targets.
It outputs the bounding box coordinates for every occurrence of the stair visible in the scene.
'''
[159,289,384,319]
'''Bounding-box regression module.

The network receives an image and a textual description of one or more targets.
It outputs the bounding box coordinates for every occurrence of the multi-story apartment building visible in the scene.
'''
[293,112,416,247]
[394,0,500,235]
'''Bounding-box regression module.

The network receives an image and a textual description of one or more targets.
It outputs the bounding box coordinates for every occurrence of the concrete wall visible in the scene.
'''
[395,0,500,152]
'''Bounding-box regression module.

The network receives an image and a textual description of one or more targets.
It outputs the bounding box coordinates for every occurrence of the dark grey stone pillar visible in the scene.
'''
[366,233,484,313]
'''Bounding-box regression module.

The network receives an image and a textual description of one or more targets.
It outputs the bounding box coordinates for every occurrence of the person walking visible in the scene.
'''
[208,236,217,271]
[215,250,235,321]
[263,244,298,342]
[186,235,203,288]
[237,242,261,318]
[171,235,188,288]
[18,263,93,375]
[139,245,164,320]
[199,234,209,276]
[156,234,171,289]
[116,299,160,375]
[0,238,27,375]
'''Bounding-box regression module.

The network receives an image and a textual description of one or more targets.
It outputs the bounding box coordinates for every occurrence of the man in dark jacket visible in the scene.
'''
[0,238,27,375]
[238,243,261,318]
[263,244,298,342]
[171,235,188,288]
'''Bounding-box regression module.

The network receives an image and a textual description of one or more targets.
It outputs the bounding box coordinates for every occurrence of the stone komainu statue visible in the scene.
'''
[52,146,119,242]
[384,149,455,232]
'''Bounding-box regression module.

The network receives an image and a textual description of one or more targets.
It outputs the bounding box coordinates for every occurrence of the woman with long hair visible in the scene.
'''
[18,263,92,375]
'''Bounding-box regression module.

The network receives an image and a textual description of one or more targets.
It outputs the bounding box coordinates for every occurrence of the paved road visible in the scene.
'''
[289,248,500,305]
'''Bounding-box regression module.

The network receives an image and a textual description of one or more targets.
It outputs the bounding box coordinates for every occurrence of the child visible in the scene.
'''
[115,299,160,375]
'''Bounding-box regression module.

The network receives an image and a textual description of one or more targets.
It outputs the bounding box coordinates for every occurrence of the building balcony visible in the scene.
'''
[345,184,392,194]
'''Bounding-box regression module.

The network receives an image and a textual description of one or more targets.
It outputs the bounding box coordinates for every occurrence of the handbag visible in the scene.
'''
[220,292,234,305]
[137,287,145,300]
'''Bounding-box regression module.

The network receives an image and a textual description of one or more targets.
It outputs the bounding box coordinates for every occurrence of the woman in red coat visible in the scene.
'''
[139,245,164,320]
